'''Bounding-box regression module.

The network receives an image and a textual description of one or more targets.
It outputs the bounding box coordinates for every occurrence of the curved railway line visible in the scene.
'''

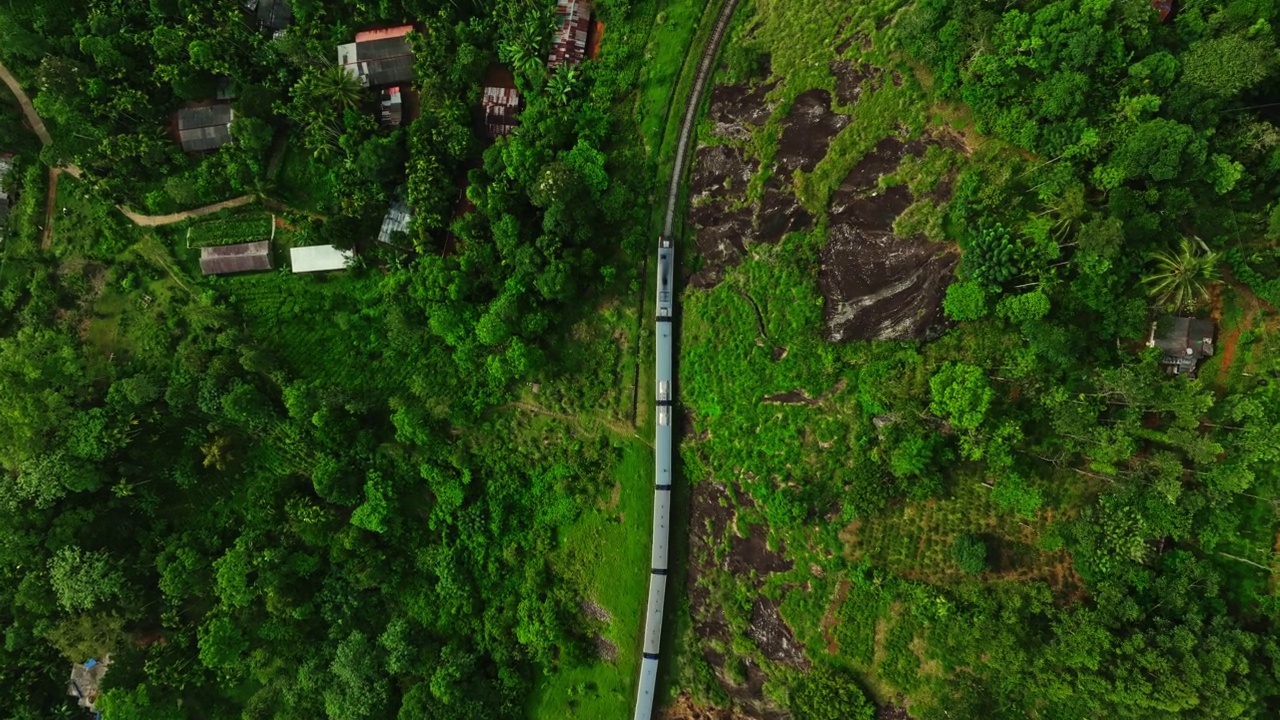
[634,0,740,717]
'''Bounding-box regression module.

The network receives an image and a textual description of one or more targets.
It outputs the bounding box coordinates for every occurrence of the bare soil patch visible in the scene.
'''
[747,598,807,666]
[707,82,776,141]
[687,76,817,288]
[820,136,958,342]
[774,89,849,175]
[663,693,763,720]
[686,480,804,716]
[830,59,884,107]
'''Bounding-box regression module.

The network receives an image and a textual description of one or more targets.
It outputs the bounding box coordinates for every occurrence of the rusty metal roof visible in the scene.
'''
[199,241,272,275]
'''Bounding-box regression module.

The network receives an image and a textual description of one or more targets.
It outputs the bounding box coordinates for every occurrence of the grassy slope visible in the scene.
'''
[530,0,717,713]
[674,0,1280,712]
[531,440,654,717]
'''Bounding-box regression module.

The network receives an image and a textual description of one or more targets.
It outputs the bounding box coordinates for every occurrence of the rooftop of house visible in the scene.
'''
[177,104,234,153]
[380,86,404,127]
[67,656,111,711]
[338,26,415,87]
[1147,316,1215,375]
[482,86,520,139]
[378,197,411,244]
[199,241,272,275]
[548,0,591,69]
[290,244,353,273]
[255,0,293,30]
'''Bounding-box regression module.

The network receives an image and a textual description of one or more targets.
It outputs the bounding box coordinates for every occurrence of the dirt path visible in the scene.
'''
[118,195,256,226]
[506,401,640,441]
[0,57,260,237]
[1215,276,1263,385]
[0,61,52,146]
[40,168,59,251]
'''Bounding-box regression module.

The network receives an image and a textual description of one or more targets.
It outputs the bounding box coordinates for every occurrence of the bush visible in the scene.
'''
[789,665,875,720]
[943,280,990,321]
[952,533,988,574]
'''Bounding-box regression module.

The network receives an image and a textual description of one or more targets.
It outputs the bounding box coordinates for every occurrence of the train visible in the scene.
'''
[634,235,675,720]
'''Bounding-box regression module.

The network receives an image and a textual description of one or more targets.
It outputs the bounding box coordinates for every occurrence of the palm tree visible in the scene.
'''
[1144,236,1221,311]
[500,41,542,78]
[546,67,580,105]
[316,65,364,109]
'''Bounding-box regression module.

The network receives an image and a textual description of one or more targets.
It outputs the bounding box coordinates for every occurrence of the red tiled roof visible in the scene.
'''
[355,25,412,42]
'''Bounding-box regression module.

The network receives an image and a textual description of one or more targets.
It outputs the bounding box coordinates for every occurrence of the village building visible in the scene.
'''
[548,0,592,68]
[380,86,404,127]
[482,65,520,139]
[200,241,272,275]
[337,26,416,88]
[0,154,13,232]
[243,0,293,32]
[67,656,110,712]
[378,197,412,245]
[177,105,234,153]
[216,77,236,101]
[1147,316,1215,376]
[291,244,354,273]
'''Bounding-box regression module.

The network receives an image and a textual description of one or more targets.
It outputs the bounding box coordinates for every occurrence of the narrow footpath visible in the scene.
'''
[0,58,258,242]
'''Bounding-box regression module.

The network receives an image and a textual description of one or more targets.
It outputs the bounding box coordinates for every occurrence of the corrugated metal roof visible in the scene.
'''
[257,0,292,30]
[1149,316,1215,372]
[337,29,415,87]
[378,198,411,244]
[177,106,234,152]
[548,0,591,68]
[482,86,521,138]
[290,245,353,273]
[355,25,412,42]
[199,241,272,275]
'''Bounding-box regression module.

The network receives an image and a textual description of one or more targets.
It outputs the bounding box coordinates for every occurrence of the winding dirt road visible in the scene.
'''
[0,59,255,243]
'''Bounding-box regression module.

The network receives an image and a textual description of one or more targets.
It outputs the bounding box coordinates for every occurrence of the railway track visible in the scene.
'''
[635,0,740,718]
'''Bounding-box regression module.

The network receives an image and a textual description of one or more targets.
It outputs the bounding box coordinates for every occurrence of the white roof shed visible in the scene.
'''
[290,245,353,273]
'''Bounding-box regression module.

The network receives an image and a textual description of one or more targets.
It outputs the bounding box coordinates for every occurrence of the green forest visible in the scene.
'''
[2,0,1280,718]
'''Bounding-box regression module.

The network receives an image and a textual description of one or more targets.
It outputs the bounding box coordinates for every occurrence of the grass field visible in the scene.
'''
[533,440,654,718]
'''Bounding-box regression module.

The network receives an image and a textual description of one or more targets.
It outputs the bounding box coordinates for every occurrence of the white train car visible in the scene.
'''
[635,235,676,720]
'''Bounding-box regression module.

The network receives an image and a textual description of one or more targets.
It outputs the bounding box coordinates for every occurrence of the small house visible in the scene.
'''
[548,0,592,69]
[378,197,411,244]
[482,66,520,139]
[67,656,110,712]
[1151,0,1173,22]
[337,26,416,88]
[177,105,234,153]
[243,0,293,31]
[291,245,353,273]
[0,154,13,231]
[200,241,272,275]
[1147,316,1215,376]
[380,86,404,127]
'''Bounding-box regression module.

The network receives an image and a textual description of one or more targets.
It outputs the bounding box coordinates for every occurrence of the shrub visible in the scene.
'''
[952,534,988,573]
[943,280,990,321]
[789,665,875,720]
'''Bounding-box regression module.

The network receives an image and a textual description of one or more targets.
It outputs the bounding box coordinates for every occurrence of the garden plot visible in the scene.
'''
[184,211,275,247]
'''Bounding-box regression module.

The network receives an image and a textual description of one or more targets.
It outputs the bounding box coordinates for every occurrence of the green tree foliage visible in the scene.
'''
[788,665,875,720]
[48,546,126,613]
[943,279,990,320]
[1143,237,1221,311]
[929,362,994,432]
